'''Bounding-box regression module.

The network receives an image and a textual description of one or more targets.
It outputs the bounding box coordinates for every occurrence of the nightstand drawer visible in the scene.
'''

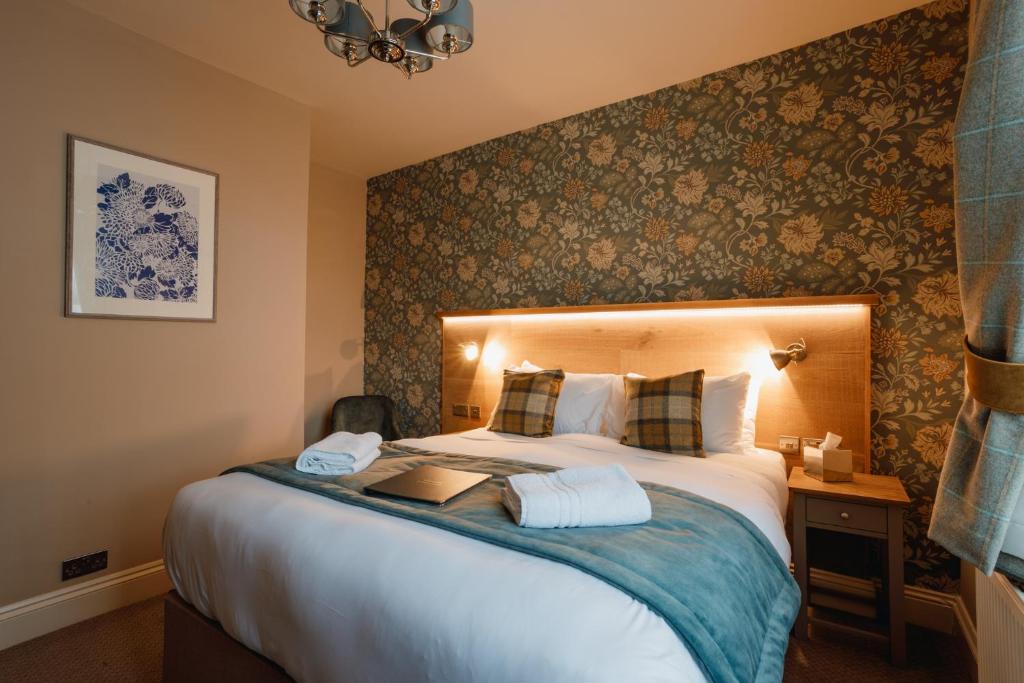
[806,498,887,533]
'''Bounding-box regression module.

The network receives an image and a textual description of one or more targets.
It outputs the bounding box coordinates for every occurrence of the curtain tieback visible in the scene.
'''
[964,336,1024,414]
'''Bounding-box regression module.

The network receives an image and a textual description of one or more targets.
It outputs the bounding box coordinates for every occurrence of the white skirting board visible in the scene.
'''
[0,560,171,652]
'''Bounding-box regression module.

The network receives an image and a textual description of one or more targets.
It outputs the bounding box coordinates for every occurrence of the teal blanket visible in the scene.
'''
[225,444,799,683]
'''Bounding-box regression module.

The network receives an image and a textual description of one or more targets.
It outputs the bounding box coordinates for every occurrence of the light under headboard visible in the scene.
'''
[438,294,878,471]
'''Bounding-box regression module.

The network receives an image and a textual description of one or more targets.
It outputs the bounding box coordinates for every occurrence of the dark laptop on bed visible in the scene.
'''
[364,465,491,505]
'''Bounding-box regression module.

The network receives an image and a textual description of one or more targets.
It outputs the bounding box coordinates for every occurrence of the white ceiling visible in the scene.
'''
[69,0,926,178]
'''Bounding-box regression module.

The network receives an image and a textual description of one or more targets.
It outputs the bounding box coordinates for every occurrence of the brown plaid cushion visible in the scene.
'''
[620,370,705,456]
[488,369,565,438]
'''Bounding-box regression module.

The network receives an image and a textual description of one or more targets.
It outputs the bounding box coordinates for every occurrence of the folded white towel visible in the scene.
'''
[501,464,652,528]
[296,431,383,475]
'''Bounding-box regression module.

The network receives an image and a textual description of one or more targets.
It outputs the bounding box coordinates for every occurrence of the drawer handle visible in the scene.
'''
[840,512,850,520]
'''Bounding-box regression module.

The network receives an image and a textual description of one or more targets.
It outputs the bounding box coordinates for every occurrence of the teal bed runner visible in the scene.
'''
[225,443,799,683]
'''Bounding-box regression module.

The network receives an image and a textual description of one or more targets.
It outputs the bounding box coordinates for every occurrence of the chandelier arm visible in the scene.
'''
[396,7,434,40]
[347,53,374,67]
[314,19,374,40]
[390,60,410,78]
[355,0,381,34]
[405,48,447,60]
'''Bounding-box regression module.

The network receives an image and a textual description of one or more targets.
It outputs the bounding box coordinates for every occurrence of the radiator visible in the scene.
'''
[977,571,1024,683]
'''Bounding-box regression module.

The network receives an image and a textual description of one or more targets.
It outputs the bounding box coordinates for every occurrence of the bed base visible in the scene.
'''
[163,590,294,682]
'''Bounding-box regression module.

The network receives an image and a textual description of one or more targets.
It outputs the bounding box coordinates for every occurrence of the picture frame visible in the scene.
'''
[65,135,219,321]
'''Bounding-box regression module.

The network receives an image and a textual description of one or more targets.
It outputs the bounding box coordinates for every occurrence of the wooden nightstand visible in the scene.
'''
[788,467,911,666]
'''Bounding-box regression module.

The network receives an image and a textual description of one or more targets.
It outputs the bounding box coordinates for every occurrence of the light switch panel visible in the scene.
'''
[452,403,469,417]
[469,405,481,420]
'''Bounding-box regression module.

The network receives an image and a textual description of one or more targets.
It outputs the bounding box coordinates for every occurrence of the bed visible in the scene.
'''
[163,296,878,682]
[164,429,789,683]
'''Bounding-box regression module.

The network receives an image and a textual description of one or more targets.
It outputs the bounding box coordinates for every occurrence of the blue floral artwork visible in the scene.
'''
[94,166,200,303]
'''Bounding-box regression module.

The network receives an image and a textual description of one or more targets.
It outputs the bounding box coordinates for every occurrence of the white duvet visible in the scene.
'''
[163,429,790,683]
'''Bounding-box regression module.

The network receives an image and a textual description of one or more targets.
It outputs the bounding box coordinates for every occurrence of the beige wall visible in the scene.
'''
[0,2,311,605]
[304,164,366,445]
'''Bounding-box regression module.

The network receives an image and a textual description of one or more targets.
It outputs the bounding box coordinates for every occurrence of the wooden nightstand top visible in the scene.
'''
[788,467,910,506]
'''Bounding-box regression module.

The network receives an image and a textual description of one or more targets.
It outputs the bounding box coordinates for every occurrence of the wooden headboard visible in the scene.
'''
[438,295,878,471]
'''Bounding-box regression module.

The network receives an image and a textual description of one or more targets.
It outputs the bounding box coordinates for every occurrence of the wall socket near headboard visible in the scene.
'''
[439,295,876,472]
[451,404,482,419]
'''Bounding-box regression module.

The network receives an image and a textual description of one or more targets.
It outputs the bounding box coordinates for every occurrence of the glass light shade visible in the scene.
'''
[406,0,459,14]
[423,0,473,54]
[289,0,345,26]
[324,33,370,64]
[406,54,434,75]
[390,18,434,76]
[408,54,434,73]
[324,1,372,41]
[390,18,434,57]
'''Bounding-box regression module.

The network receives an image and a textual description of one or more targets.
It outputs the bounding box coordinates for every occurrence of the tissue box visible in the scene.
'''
[803,447,854,482]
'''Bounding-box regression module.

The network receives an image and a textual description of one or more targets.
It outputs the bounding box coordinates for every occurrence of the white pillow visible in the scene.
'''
[604,371,753,453]
[700,372,751,453]
[489,361,613,436]
[556,372,614,435]
[603,372,644,441]
[739,376,761,450]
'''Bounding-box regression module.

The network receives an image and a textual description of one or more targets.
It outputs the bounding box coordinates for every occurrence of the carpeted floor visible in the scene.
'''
[784,622,973,682]
[0,596,972,682]
[0,597,164,682]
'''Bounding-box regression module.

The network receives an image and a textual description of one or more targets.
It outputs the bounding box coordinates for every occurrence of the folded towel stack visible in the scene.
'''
[296,431,383,475]
[501,464,652,528]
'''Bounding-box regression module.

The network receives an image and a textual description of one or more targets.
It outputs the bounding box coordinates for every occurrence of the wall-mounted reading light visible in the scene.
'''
[459,340,504,367]
[769,339,808,370]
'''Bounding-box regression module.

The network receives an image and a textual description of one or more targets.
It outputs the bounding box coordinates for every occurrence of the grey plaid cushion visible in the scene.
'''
[621,370,705,456]
[488,369,565,438]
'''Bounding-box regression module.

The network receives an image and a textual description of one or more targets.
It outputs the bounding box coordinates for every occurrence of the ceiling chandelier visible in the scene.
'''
[288,0,474,79]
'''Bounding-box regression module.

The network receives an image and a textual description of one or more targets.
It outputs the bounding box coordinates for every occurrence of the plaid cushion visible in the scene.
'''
[620,370,705,456]
[488,369,565,438]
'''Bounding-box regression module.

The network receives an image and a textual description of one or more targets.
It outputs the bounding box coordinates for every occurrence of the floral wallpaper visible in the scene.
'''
[365,1,968,590]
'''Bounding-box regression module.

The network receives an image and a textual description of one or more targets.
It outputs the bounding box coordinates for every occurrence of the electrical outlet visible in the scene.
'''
[777,435,800,454]
[469,405,481,420]
[62,550,107,581]
[452,403,469,417]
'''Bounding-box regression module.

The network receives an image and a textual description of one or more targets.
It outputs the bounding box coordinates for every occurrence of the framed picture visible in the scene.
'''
[65,135,218,321]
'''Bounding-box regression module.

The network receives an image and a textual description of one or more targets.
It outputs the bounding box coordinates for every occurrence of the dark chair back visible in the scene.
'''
[331,395,403,441]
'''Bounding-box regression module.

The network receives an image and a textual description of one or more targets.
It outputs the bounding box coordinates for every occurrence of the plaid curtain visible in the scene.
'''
[928,0,1024,580]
